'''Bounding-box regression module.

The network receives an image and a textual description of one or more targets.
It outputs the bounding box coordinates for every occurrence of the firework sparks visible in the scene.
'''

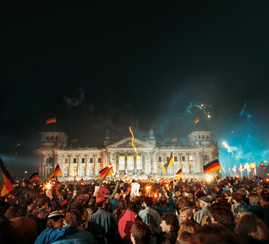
[184,102,211,118]
[222,142,233,155]
[129,127,138,156]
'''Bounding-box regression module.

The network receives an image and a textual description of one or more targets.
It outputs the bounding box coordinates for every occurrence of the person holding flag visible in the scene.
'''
[0,158,15,196]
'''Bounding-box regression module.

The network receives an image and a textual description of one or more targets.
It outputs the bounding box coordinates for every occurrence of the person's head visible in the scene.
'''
[198,196,211,208]
[235,213,269,242]
[231,192,243,203]
[127,201,136,212]
[27,203,38,216]
[179,207,193,222]
[160,212,179,233]
[143,197,153,207]
[177,231,192,244]
[131,221,151,244]
[46,211,65,229]
[159,195,168,205]
[114,192,120,200]
[176,197,187,210]
[118,199,126,210]
[210,206,234,231]
[4,206,19,220]
[178,219,198,235]
[96,197,106,208]
[191,224,238,244]
[248,193,261,205]
[66,210,82,227]
[237,204,251,218]
[36,197,49,210]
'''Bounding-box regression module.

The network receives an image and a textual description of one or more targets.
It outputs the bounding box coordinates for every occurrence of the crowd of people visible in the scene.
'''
[0,175,269,244]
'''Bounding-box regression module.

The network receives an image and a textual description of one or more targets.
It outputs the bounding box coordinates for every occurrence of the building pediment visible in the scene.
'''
[106,137,154,149]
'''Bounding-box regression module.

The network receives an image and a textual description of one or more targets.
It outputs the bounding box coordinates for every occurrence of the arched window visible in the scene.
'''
[202,135,205,140]
[199,135,201,140]
[46,136,49,141]
[51,136,54,141]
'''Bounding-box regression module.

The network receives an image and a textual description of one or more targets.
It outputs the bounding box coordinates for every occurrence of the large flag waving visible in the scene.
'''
[162,153,174,171]
[0,158,15,196]
[99,163,114,180]
[29,172,39,182]
[48,164,62,179]
[46,117,56,124]
[203,159,221,173]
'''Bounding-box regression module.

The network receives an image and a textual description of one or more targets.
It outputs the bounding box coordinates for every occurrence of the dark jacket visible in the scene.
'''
[162,230,178,244]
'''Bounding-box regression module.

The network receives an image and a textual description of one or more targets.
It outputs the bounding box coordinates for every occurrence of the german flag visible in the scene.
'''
[99,163,113,180]
[0,158,15,196]
[162,153,174,171]
[194,117,199,124]
[46,117,56,124]
[29,172,39,182]
[203,159,221,173]
[176,168,182,175]
[48,164,62,178]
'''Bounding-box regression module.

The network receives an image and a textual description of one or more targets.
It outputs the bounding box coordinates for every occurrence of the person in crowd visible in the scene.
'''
[155,192,175,216]
[88,197,117,244]
[235,213,269,244]
[210,206,235,231]
[34,211,77,244]
[52,210,97,244]
[139,196,162,244]
[110,192,120,213]
[178,219,198,236]
[117,201,137,243]
[160,212,179,244]
[248,193,269,228]
[113,199,126,223]
[190,224,238,244]
[131,221,151,244]
[179,207,200,227]
[193,196,211,225]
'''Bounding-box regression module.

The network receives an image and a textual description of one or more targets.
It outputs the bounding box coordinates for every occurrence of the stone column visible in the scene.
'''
[116,153,119,175]
[134,154,137,174]
[125,153,128,175]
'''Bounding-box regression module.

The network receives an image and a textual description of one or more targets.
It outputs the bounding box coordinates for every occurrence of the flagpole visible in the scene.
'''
[55,114,57,131]
[172,146,175,177]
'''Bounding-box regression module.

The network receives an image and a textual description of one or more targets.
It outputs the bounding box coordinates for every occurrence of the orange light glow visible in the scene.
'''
[129,127,138,156]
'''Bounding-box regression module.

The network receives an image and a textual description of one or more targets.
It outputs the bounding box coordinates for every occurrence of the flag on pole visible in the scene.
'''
[0,158,15,196]
[249,163,254,168]
[46,117,56,124]
[222,167,226,172]
[203,159,221,173]
[258,162,265,170]
[162,153,174,171]
[252,162,256,173]
[71,138,77,143]
[48,164,62,179]
[238,164,243,172]
[99,163,114,180]
[232,165,237,173]
[244,163,250,172]
[29,172,39,182]
[194,118,199,124]
[172,137,177,142]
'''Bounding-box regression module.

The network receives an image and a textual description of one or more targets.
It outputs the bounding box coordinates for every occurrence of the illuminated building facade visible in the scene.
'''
[35,129,219,180]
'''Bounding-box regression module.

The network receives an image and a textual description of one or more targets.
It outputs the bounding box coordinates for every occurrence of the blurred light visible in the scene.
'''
[206,175,213,181]
[208,115,211,118]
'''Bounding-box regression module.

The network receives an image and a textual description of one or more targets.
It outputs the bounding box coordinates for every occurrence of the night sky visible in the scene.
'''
[1,1,269,180]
